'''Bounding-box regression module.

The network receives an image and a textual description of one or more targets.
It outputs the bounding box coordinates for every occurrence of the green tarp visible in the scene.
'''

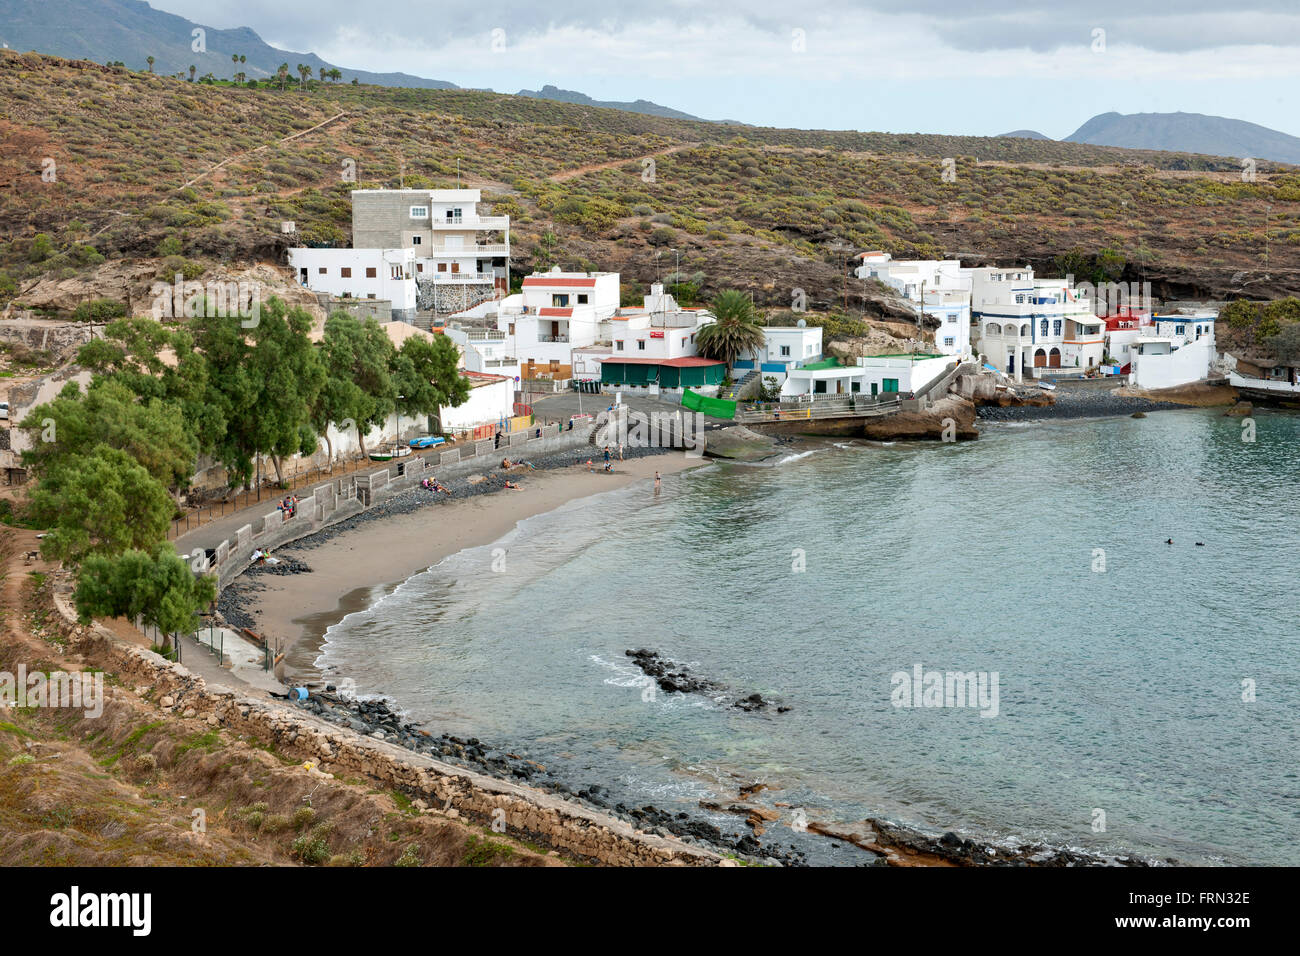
[683,388,736,419]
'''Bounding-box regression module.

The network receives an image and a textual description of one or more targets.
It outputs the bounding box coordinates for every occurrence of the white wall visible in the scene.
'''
[1131,336,1214,389]
[440,379,514,431]
[288,247,417,311]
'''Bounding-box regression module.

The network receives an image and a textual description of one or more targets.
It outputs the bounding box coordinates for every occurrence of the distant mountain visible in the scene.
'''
[517,85,705,121]
[999,130,1052,140]
[1066,111,1300,165]
[0,0,455,88]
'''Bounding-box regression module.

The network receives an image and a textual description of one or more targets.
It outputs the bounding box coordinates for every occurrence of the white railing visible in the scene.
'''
[428,244,510,256]
[429,215,510,230]
[427,271,497,282]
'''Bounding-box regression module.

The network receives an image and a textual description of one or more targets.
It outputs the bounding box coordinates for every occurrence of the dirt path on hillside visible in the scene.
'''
[548,142,700,182]
[177,110,351,191]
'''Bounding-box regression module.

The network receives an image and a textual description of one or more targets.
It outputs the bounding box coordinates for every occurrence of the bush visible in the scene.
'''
[71,298,127,323]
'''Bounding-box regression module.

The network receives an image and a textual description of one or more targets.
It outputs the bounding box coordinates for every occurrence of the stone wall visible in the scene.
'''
[205,424,598,587]
[52,589,720,867]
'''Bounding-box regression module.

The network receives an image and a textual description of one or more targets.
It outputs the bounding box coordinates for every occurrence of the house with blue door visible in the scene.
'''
[733,324,824,384]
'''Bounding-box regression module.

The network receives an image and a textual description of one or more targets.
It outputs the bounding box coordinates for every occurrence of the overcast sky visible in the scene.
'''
[149,0,1300,137]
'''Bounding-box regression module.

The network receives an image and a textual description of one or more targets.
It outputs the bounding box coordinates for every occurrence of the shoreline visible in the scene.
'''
[213,428,1172,867]
[218,446,706,681]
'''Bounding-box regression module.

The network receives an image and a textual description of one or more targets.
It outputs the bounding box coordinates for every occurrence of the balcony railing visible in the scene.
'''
[537,334,570,343]
[428,215,510,230]
[427,243,510,256]
[425,271,498,283]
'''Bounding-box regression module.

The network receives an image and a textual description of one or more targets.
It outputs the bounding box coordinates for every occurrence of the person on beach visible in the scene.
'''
[603,446,611,464]
[654,471,661,492]
[504,480,520,490]
[587,458,593,471]
[604,461,613,473]
[619,443,625,460]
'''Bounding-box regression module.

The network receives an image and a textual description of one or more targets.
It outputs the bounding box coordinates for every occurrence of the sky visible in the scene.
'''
[147,0,1300,138]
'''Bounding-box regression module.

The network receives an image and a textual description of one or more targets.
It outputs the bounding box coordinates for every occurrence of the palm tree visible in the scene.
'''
[188,64,196,82]
[235,71,245,84]
[146,55,155,73]
[239,55,246,65]
[695,290,767,370]
[328,68,342,83]
[319,66,327,82]
[277,62,289,91]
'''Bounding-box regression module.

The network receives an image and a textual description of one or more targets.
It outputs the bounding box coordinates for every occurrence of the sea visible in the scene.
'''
[313,407,1300,865]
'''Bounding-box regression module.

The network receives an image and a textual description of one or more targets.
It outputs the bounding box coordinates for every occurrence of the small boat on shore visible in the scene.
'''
[1038,380,1057,391]
[368,445,412,461]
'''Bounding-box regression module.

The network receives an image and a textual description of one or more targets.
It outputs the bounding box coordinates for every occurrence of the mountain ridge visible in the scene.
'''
[1066,111,1300,165]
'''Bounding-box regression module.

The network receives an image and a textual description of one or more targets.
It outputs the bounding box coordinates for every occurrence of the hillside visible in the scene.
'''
[1067,111,1300,166]
[0,0,456,88]
[1,51,1299,319]
[999,130,1052,140]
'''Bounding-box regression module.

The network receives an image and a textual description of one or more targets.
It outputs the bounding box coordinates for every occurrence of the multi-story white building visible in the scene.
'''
[973,268,1104,378]
[351,188,510,293]
[855,252,973,356]
[288,247,418,319]
[734,325,824,383]
[491,271,621,367]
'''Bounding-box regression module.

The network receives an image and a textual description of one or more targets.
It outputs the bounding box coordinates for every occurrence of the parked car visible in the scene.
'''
[408,435,446,449]
[0,401,9,420]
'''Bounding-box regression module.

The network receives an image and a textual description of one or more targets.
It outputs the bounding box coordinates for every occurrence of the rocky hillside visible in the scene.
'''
[2,51,1299,321]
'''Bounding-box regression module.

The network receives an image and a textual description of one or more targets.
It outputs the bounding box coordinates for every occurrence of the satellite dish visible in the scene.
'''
[796,318,807,328]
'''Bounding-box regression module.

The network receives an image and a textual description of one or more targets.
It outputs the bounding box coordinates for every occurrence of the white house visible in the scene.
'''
[351,188,511,293]
[1129,311,1217,389]
[973,268,1103,378]
[489,270,621,367]
[288,247,418,320]
[735,325,824,383]
[779,352,953,399]
[855,252,973,356]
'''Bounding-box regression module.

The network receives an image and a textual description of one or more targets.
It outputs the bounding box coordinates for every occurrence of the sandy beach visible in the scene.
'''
[230,452,704,680]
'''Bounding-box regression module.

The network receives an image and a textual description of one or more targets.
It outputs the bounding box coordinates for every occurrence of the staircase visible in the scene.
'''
[722,370,759,401]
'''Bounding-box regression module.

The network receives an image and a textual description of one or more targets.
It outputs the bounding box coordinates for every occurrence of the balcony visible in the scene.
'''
[428,215,510,230]
[427,244,510,256]
[537,334,570,343]
[425,271,498,283]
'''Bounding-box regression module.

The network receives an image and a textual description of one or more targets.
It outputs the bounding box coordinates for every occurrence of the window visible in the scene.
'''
[508,323,515,335]
[390,265,403,279]
[615,340,624,351]
[1176,325,1186,335]
[365,267,377,278]
[1040,319,1048,337]
[637,340,646,351]
[578,294,589,304]
[553,294,570,307]
[411,235,422,245]
[318,267,327,275]
[341,267,352,278]
[366,293,376,299]
[410,206,428,219]
[1015,294,1025,304]
[437,263,447,272]
[681,337,687,347]
[416,263,423,273]
[944,337,955,347]
[780,345,791,357]
[1053,320,1062,336]
[946,314,955,323]
[882,378,900,393]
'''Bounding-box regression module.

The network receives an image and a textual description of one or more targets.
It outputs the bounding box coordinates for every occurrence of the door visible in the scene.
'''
[871,383,879,397]
[1034,348,1047,367]
[1049,348,1061,368]
[450,263,460,274]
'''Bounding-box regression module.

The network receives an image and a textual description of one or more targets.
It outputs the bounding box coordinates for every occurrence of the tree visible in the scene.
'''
[74,544,216,637]
[391,334,469,431]
[695,290,766,369]
[146,55,155,73]
[28,446,174,564]
[298,63,311,89]
[277,62,289,91]
[191,297,323,487]
[319,67,327,82]
[188,64,196,82]
[19,377,197,494]
[328,68,342,83]
[312,313,396,460]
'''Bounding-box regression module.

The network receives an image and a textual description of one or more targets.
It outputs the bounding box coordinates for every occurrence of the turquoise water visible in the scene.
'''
[316,408,1300,865]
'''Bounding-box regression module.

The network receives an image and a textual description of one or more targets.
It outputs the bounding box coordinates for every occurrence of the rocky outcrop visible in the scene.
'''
[703,424,781,460]
[860,395,978,440]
